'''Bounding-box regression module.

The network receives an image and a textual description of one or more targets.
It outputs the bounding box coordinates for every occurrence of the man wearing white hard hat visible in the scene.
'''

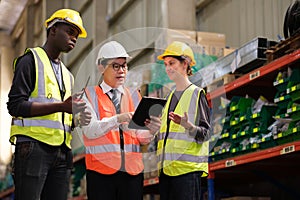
[81,41,155,200]
[7,8,91,200]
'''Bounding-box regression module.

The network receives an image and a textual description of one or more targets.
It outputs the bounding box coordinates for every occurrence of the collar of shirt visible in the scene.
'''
[100,81,124,99]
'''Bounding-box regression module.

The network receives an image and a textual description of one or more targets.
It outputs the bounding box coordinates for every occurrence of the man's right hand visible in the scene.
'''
[117,112,133,123]
[64,92,87,114]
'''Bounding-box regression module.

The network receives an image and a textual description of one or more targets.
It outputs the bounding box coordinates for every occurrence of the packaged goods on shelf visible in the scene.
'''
[275,121,300,145]
[209,94,282,160]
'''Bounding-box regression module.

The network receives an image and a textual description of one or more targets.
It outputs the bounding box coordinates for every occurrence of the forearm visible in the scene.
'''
[30,101,67,117]
[82,116,119,139]
[81,101,119,139]
[186,123,210,142]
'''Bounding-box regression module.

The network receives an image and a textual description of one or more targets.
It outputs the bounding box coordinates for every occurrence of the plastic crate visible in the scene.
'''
[273,77,289,92]
[287,83,300,102]
[229,96,254,115]
[287,103,300,121]
[274,125,300,145]
[274,93,291,110]
[274,108,289,119]
[259,137,277,149]
[237,144,253,155]
[288,68,300,85]
[249,105,277,130]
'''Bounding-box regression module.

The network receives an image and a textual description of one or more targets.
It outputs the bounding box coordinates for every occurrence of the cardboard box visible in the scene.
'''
[196,31,226,57]
[155,29,197,53]
[224,48,236,56]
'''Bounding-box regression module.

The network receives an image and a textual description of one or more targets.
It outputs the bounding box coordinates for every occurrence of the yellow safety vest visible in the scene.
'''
[157,84,209,177]
[10,47,74,148]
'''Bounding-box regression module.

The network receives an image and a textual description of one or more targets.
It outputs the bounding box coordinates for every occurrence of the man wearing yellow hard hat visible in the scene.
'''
[7,8,91,200]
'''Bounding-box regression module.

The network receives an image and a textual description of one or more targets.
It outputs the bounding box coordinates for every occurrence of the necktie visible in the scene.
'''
[111,89,120,114]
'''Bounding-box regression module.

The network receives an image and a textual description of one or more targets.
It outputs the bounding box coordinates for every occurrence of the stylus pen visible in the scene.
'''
[79,76,90,100]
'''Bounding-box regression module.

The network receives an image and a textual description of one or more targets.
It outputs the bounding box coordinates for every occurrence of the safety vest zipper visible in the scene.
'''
[120,128,125,170]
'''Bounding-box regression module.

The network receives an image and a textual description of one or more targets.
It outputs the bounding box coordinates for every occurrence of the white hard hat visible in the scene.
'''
[96,41,130,65]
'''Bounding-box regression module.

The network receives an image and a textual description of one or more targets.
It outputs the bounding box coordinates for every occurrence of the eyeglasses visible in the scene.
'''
[108,62,128,71]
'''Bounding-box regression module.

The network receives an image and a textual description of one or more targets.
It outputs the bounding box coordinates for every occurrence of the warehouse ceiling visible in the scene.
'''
[0,0,28,33]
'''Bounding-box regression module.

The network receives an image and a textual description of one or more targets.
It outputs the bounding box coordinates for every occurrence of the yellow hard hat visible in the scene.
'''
[157,41,196,66]
[45,9,87,38]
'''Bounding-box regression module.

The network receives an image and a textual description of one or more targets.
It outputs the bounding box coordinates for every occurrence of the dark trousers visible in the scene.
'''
[86,169,144,200]
[13,141,73,200]
[159,171,202,200]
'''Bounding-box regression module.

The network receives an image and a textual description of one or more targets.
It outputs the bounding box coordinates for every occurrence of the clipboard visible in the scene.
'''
[128,96,167,130]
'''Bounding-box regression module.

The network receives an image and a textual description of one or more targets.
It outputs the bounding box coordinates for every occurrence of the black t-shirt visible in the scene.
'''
[7,53,36,117]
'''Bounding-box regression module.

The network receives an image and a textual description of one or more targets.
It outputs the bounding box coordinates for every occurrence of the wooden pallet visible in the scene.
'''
[265,33,300,63]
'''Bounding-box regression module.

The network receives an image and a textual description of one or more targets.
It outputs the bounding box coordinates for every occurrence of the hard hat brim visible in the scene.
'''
[157,53,196,66]
[45,18,87,38]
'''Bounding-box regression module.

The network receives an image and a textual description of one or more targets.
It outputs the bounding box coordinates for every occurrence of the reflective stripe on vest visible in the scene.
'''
[10,47,73,148]
[86,144,141,154]
[84,86,143,175]
[157,84,209,177]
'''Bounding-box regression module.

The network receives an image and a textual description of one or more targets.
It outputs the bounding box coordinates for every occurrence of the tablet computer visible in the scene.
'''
[128,96,167,130]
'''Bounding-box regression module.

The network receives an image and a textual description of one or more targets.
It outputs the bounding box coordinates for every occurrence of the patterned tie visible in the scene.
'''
[111,89,120,114]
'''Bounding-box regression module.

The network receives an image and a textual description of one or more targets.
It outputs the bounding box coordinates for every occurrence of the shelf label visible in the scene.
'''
[280,145,295,155]
[231,120,237,126]
[230,106,237,111]
[222,132,229,138]
[279,96,284,101]
[225,160,236,167]
[293,127,298,133]
[249,70,260,80]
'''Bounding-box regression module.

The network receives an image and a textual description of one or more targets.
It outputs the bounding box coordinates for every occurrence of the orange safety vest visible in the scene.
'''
[83,86,143,175]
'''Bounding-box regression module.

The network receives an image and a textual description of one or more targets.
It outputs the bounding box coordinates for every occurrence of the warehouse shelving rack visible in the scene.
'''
[206,49,300,200]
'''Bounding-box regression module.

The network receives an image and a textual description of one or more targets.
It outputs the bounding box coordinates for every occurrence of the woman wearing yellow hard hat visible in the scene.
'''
[146,41,211,200]
[7,8,90,200]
